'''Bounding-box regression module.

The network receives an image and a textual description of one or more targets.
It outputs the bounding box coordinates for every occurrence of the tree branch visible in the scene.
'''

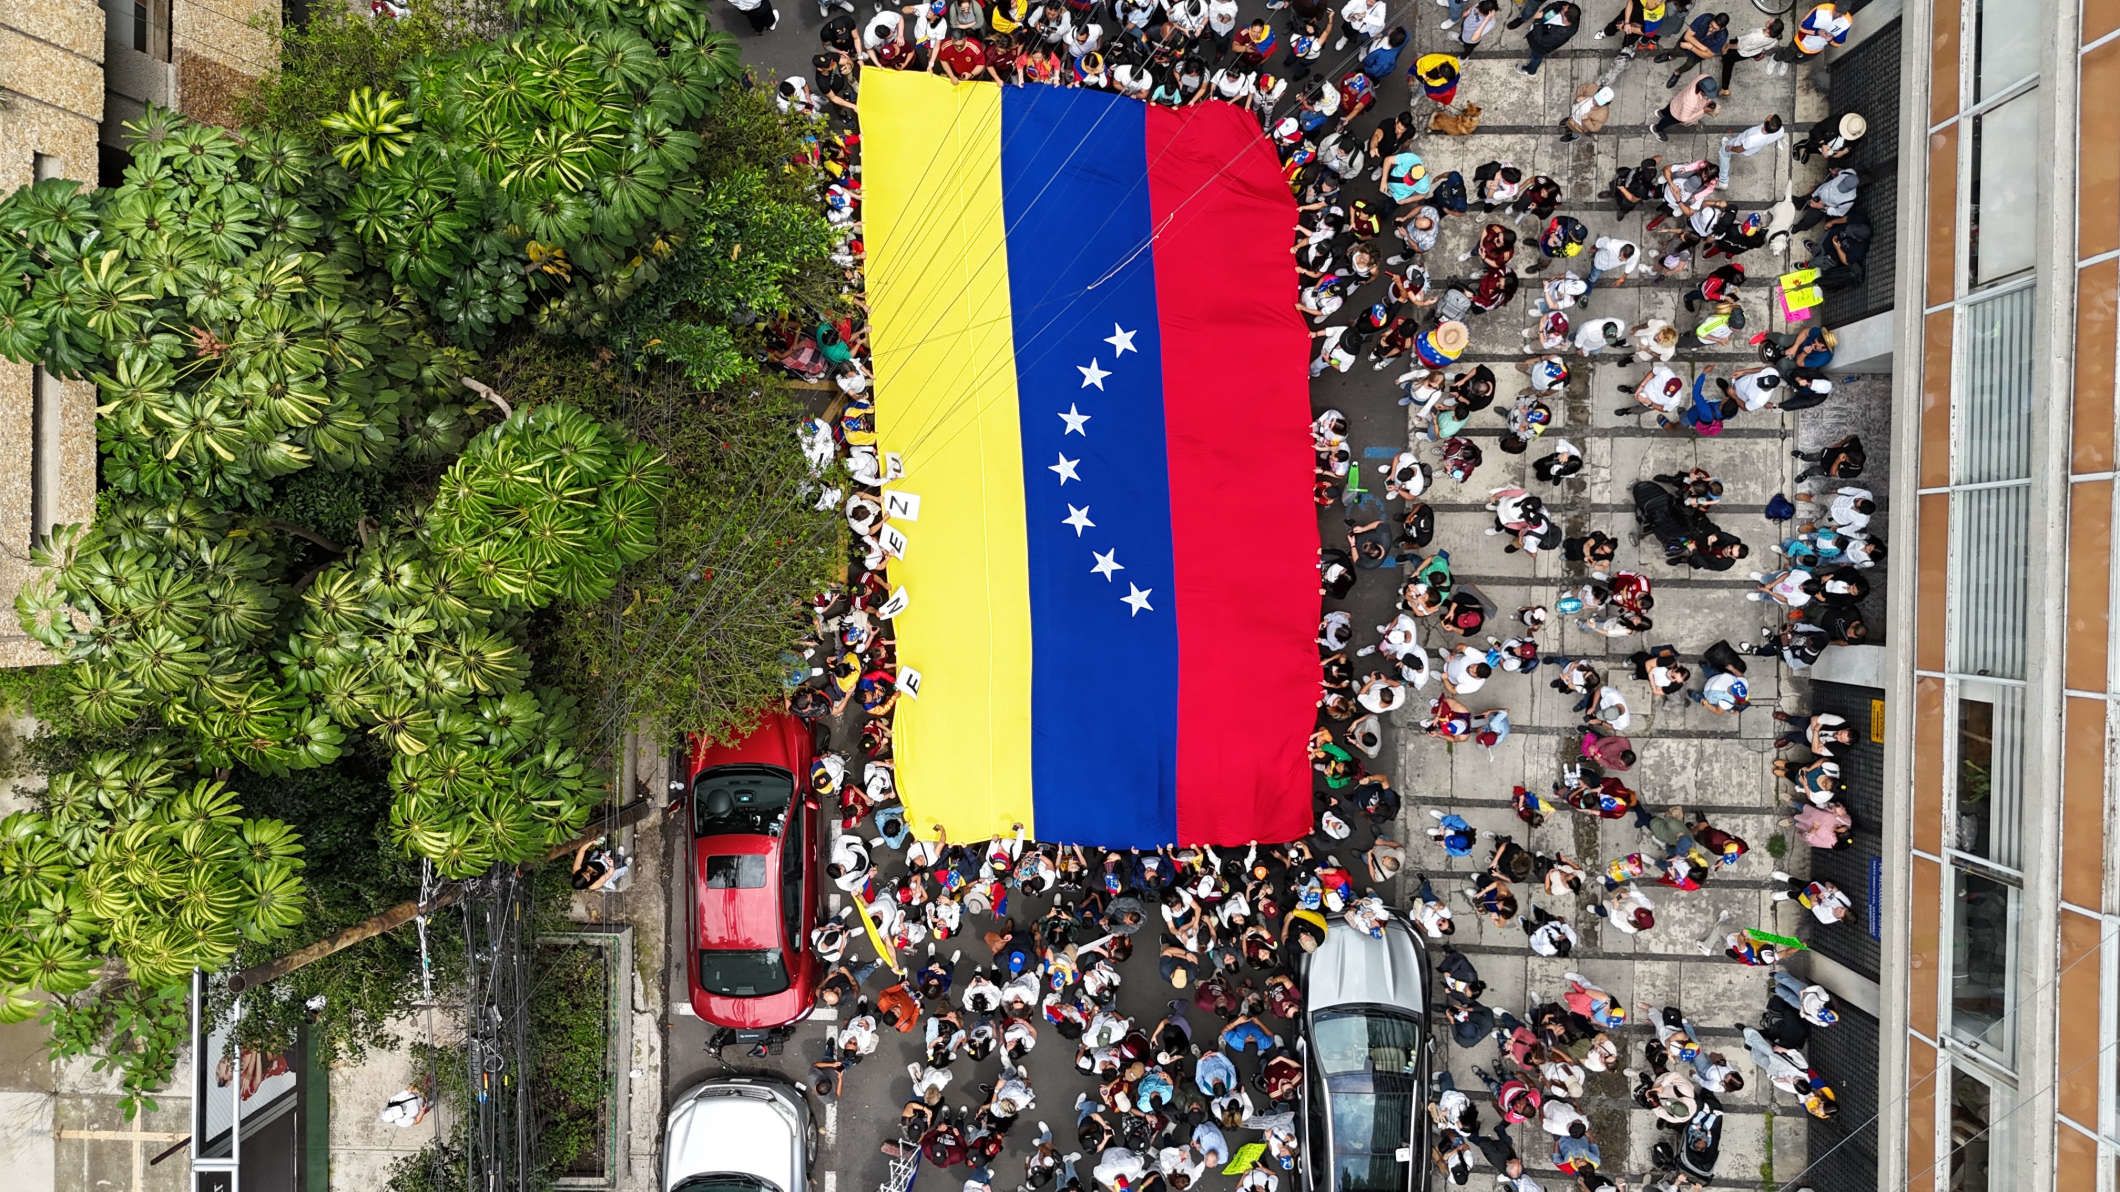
[263,520,347,554]
[460,376,512,418]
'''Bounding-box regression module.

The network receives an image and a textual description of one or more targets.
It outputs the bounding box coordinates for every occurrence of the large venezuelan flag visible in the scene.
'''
[860,73,1318,848]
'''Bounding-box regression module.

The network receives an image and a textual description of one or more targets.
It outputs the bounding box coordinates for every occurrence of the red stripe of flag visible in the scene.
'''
[1143,101,1322,845]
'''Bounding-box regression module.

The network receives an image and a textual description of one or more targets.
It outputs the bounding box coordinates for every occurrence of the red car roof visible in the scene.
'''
[692,833,783,951]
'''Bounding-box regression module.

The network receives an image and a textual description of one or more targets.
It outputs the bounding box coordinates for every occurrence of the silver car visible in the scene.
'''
[1298,919,1434,1192]
[664,1076,815,1192]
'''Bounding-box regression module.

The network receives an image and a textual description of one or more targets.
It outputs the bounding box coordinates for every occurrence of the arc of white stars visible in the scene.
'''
[1049,453,1081,484]
[1122,584,1154,617]
[1059,404,1091,436]
[1062,505,1095,536]
[1105,324,1137,356]
[1077,358,1110,390]
[1091,549,1124,581]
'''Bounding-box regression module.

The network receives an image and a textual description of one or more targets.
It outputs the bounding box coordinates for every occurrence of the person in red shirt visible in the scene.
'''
[932,30,1000,81]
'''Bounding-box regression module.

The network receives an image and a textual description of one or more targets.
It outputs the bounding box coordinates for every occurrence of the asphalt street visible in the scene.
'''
[662,6,1846,1191]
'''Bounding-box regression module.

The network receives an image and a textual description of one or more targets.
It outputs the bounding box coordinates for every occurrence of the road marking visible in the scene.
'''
[824,1102,839,1144]
[826,1171,840,1192]
[811,1006,840,1022]
[676,1002,697,1017]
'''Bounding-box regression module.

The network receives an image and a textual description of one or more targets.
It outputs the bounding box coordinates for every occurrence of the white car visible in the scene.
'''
[664,1076,814,1192]
[1298,920,1434,1192]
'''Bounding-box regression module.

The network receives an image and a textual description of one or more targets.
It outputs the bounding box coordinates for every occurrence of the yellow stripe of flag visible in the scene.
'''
[859,73,1036,840]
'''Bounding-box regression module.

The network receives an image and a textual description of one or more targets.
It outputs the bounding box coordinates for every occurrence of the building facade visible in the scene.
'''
[0,0,277,667]
[1880,0,2120,1188]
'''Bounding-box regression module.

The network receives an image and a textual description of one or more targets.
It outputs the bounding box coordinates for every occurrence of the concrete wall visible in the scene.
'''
[0,0,107,668]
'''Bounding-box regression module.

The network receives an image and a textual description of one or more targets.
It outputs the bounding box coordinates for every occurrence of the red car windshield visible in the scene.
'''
[694,765,794,838]
[697,948,790,997]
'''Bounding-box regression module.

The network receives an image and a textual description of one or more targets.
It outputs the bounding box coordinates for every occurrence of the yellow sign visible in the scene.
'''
[1223,1144,1267,1175]
[1870,698,1886,742]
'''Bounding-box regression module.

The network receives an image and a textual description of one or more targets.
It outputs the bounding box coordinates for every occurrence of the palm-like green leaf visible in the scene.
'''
[318,88,418,172]
[67,662,148,731]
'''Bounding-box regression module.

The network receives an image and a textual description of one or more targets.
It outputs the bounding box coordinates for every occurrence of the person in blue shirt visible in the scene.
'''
[1192,1048,1239,1096]
[1552,1132,1602,1173]
[1656,11,1731,87]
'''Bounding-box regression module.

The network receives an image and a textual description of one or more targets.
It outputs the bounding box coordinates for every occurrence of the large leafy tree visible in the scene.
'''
[0,0,811,1110]
[0,136,474,506]
[17,405,662,878]
[334,1,741,345]
[0,744,307,1113]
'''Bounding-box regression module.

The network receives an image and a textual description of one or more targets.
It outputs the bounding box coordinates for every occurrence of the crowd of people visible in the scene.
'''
[749,0,1884,1188]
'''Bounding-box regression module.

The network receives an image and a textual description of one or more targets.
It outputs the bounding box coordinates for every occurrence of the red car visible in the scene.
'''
[684,713,825,1030]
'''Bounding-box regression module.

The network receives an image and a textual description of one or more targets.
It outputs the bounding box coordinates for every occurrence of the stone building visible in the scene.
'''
[0,0,277,667]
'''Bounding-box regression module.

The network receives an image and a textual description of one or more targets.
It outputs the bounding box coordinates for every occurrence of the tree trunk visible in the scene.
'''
[224,797,657,994]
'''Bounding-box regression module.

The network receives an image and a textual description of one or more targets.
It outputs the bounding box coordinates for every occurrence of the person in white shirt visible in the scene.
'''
[1336,0,1386,48]
[1573,316,1628,356]
[1621,362,1686,417]
[1807,485,1875,534]
[1359,612,1421,660]
[1357,671,1407,713]
[1721,362,1784,411]
[1595,884,1656,933]
[1586,236,1643,288]
[1494,1160,1543,1192]
[1093,1148,1147,1192]
[1729,18,1786,80]
[1719,113,1786,176]
[1539,1097,1588,1138]
[1205,0,1239,45]
[1442,644,1490,695]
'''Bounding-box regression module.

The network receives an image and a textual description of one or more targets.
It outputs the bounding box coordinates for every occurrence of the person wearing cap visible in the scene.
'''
[1379,150,1432,207]
[1793,110,1866,162]
[1652,73,1721,140]
[1791,167,1859,235]
[1657,10,1731,88]
[1771,972,1840,1026]
[1593,883,1658,934]
[1561,83,1615,141]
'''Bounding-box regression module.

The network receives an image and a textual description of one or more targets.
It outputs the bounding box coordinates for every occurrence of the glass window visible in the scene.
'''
[1973,0,2040,101]
[1947,1067,1994,1191]
[695,948,790,997]
[1950,869,2018,1060]
[1968,94,2040,285]
[1949,684,2022,868]
[1953,287,2035,484]
[701,855,767,889]
[692,764,793,837]
[1946,486,2030,680]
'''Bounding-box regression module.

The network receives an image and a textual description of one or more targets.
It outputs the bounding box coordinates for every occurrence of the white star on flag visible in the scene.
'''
[1105,324,1137,356]
[1062,504,1095,536]
[1049,453,1081,484]
[1077,358,1110,390]
[1121,584,1154,617]
[1059,404,1091,436]
[1091,549,1124,581]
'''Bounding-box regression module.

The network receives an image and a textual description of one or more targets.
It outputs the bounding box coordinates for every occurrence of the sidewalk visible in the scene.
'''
[1377,24,1843,1187]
